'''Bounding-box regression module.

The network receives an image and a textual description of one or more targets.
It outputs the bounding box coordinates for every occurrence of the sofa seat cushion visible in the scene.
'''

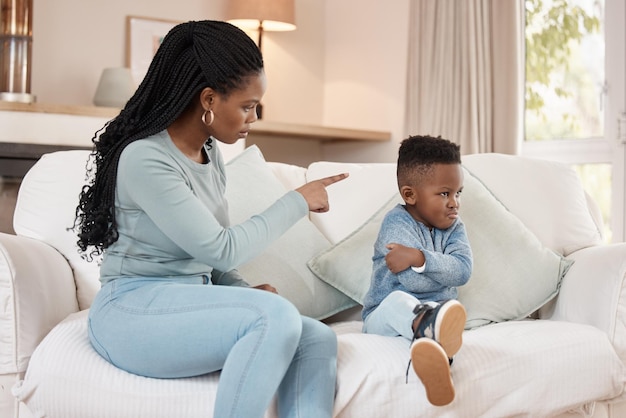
[332,320,625,417]
[13,312,625,418]
[12,311,266,418]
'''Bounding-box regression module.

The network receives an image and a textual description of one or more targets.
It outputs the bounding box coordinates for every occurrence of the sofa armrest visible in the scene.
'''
[0,232,79,375]
[540,243,626,360]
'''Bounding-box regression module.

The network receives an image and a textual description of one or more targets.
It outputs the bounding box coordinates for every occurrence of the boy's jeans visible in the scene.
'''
[363,290,421,339]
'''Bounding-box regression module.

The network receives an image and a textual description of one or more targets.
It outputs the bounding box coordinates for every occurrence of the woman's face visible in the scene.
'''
[209,71,267,144]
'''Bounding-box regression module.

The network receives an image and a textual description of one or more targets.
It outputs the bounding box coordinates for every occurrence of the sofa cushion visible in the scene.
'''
[13,311,625,417]
[331,320,626,417]
[307,167,572,329]
[462,153,602,256]
[306,162,397,244]
[267,161,307,191]
[224,146,357,319]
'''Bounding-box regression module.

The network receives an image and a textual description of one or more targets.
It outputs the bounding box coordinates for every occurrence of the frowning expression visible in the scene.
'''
[402,163,464,230]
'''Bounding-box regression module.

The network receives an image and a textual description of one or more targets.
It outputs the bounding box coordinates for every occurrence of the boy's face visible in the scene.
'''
[401,163,464,230]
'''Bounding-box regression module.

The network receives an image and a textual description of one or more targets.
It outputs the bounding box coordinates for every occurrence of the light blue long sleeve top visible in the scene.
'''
[100,130,308,285]
[362,204,473,320]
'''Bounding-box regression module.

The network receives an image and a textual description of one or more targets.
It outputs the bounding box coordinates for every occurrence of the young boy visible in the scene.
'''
[362,135,473,407]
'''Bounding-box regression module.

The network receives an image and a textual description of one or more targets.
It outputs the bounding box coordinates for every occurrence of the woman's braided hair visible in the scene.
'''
[74,20,263,259]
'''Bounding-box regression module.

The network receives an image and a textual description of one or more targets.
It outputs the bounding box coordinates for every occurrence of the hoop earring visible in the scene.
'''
[202,109,214,127]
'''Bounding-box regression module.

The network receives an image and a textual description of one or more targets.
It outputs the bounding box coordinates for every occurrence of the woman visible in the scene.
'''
[75,20,347,418]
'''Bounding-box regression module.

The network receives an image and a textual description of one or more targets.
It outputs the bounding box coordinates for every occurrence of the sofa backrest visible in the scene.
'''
[462,153,603,255]
[299,153,603,256]
[11,141,248,310]
[13,149,603,310]
[305,162,397,244]
[13,150,100,310]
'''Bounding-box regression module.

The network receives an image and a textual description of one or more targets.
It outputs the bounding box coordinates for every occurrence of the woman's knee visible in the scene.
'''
[301,317,337,357]
[260,293,303,344]
[264,293,301,322]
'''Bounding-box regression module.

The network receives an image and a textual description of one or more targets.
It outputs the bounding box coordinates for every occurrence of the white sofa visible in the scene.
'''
[1,144,626,417]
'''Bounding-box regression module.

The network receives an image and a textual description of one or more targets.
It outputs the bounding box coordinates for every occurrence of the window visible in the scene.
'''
[523,0,625,243]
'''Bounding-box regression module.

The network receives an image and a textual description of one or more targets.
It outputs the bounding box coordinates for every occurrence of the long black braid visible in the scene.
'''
[74,20,263,259]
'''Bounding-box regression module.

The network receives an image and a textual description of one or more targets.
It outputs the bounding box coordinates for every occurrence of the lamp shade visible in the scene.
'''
[93,67,135,108]
[227,0,296,31]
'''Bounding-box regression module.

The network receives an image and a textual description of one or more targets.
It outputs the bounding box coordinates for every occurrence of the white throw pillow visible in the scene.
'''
[306,162,397,244]
[267,161,308,190]
[308,167,572,329]
[463,153,602,256]
[225,146,357,319]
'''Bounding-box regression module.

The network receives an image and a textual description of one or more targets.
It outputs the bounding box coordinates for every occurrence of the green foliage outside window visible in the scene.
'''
[525,0,601,140]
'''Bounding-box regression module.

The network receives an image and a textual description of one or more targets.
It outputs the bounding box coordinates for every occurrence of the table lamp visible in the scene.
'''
[93,67,135,108]
[226,0,296,51]
[226,0,296,118]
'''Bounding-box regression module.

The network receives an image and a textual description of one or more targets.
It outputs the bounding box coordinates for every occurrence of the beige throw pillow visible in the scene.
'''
[225,145,357,320]
[307,167,572,329]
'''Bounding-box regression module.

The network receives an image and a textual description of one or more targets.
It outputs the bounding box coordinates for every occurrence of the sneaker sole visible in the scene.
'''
[434,301,467,358]
[411,338,455,406]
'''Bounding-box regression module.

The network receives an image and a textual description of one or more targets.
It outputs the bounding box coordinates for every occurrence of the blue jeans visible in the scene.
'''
[88,276,337,418]
[362,290,420,339]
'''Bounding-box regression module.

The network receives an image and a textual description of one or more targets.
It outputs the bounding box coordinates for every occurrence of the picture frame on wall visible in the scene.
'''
[126,16,179,86]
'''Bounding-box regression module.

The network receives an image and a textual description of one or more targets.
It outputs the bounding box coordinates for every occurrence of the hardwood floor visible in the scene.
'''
[0,177,19,234]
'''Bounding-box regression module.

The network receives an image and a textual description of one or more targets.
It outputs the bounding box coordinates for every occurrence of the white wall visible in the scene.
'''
[321,0,409,163]
[31,0,327,124]
[258,0,326,125]
[29,0,406,163]
[32,0,217,106]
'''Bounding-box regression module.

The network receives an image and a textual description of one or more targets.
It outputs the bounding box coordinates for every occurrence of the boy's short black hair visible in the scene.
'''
[397,135,461,187]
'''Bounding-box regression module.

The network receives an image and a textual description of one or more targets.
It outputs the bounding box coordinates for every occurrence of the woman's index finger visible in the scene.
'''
[319,173,349,187]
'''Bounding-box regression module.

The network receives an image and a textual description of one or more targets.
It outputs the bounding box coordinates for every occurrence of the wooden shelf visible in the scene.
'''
[0,101,119,118]
[0,101,392,172]
[251,120,390,142]
[0,101,391,143]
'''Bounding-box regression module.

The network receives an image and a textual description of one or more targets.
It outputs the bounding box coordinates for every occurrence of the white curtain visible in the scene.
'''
[405,0,524,155]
